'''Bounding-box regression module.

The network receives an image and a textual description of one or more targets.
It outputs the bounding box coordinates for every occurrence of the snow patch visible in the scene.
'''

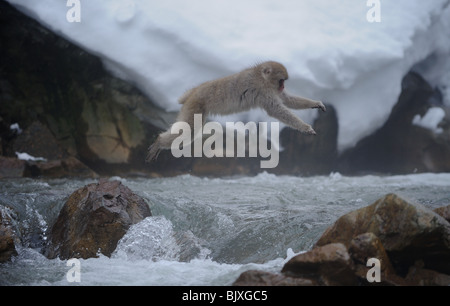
[15,152,47,162]
[412,107,445,134]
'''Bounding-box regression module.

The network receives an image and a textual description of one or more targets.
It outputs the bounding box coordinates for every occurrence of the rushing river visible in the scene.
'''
[1,172,449,286]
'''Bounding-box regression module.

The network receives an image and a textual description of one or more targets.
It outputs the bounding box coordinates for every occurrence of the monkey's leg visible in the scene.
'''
[264,103,316,135]
[282,93,326,112]
[146,106,205,162]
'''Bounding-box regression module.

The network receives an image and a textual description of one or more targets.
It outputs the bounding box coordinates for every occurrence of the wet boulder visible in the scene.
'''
[233,270,317,286]
[0,210,18,263]
[434,205,450,223]
[0,156,26,178]
[45,180,151,259]
[233,193,450,286]
[281,243,357,285]
[314,193,450,275]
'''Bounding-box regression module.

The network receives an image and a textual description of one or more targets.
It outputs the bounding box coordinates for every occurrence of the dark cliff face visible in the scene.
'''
[1,1,449,177]
[0,1,171,176]
[337,72,450,175]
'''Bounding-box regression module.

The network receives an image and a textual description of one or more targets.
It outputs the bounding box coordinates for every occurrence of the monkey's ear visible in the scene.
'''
[262,66,272,80]
[263,67,272,75]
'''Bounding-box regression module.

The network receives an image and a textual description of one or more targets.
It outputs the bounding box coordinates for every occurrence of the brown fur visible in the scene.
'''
[146,61,325,162]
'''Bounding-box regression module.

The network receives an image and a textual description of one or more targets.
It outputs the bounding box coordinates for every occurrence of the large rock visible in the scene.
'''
[281,243,357,285]
[0,2,173,176]
[0,156,25,178]
[434,205,450,223]
[233,193,450,286]
[275,104,338,175]
[315,193,450,275]
[7,121,66,161]
[0,210,18,263]
[348,232,405,285]
[338,72,450,174]
[233,270,317,286]
[45,180,151,259]
[24,156,98,179]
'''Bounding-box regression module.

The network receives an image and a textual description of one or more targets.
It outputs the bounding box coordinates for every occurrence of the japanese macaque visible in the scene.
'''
[146,61,326,162]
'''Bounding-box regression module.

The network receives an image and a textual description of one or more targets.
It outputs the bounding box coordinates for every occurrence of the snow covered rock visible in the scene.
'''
[338,72,450,174]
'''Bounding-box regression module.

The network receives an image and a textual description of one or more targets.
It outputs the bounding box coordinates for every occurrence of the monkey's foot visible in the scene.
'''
[145,143,161,163]
[312,101,326,112]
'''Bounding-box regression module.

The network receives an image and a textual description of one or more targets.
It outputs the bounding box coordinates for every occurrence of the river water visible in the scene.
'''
[1,172,449,286]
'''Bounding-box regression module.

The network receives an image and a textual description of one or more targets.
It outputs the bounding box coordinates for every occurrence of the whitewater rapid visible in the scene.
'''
[1,172,449,285]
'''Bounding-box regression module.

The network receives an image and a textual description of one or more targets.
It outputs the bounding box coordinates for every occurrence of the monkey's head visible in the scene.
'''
[260,61,289,92]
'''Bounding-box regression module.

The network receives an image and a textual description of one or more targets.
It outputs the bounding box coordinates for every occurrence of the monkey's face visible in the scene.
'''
[278,79,285,92]
[261,62,289,92]
[272,70,288,92]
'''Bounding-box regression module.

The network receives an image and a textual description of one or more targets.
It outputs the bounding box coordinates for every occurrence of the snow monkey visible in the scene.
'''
[146,61,326,162]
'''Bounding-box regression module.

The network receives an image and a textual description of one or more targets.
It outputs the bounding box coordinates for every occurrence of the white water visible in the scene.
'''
[1,172,449,285]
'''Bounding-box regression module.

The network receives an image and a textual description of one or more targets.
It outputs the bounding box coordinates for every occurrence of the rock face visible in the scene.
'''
[233,194,450,286]
[45,180,151,259]
[0,156,26,178]
[0,120,98,178]
[7,121,66,161]
[24,156,98,179]
[314,193,450,275]
[434,205,450,223]
[281,243,356,285]
[276,104,338,175]
[0,1,172,176]
[233,270,317,286]
[0,210,18,263]
[338,72,450,174]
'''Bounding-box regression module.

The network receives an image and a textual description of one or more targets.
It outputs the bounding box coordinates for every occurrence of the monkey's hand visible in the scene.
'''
[301,124,316,135]
[312,101,326,112]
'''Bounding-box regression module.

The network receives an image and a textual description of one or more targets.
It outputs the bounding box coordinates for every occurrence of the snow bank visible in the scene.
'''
[7,0,450,152]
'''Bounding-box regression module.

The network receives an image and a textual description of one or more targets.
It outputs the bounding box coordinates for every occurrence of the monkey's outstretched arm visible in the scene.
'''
[281,92,326,112]
[263,102,316,135]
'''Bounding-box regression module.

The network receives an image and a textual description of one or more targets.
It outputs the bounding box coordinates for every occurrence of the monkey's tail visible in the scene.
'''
[145,141,162,163]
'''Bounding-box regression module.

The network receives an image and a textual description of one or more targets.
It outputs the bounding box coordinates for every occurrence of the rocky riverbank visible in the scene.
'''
[233,194,450,286]
[1,179,449,286]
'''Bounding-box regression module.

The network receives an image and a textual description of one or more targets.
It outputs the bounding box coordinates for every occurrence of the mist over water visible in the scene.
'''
[1,172,449,285]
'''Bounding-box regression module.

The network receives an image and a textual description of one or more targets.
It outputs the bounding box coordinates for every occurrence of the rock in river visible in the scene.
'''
[45,180,151,259]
